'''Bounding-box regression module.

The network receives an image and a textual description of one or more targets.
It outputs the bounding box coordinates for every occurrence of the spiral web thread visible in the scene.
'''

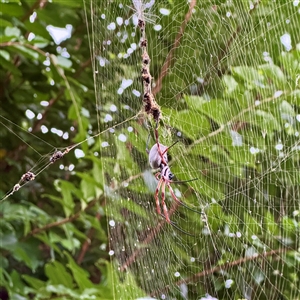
[1,0,299,299]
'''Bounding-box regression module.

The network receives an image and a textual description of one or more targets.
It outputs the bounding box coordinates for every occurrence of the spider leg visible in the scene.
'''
[161,141,178,156]
[159,214,196,237]
[154,124,168,165]
[171,177,198,184]
[154,178,163,216]
[168,181,203,216]
[161,180,171,223]
[167,181,180,203]
[155,172,161,181]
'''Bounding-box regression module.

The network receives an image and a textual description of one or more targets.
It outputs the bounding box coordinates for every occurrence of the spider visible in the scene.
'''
[147,138,197,224]
[148,142,176,223]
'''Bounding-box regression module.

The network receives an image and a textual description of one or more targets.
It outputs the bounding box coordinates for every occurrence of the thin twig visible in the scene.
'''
[21,0,48,22]
[25,199,97,238]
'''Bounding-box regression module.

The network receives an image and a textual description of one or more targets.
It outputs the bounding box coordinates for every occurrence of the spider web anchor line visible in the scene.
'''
[1,145,74,202]
[1,171,36,202]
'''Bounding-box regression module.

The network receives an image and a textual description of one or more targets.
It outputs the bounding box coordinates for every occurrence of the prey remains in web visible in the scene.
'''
[0,114,136,203]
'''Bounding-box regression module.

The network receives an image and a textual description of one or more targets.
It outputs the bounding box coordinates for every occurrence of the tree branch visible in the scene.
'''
[152,0,196,97]
[25,199,97,238]
[20,0,48,22]
[196,0,260,95]
[151,247,290,297]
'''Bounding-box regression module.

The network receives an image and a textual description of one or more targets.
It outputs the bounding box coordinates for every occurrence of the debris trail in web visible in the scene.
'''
[135,0,161,123]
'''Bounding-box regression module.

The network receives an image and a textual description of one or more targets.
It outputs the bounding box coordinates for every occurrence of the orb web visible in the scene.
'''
[0,0,299,299]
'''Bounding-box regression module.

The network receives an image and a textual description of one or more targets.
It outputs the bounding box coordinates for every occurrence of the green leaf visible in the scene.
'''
[264,211,279,235]
[37,5,78,28]
[244,213,262,238]
[97,260,146,299]
[223,75,239,94]
[91,156,104,186]
[45,284,79,297]
[76,172,102,189]
[258,64,286,87]
[4,27,21,38]
[57,180,76,217]
[0,18,13,27]
[80,178,96,202]
[10,270,27,297]
[196,98,240,125]
[65,252,94,291]
[0,233,17,250]
[56,55,72,69]
[23,21,51,40]
[287,90,300,106]
[206,203,226,232]
[190,139,233,167]
[34,234,62,255]
[162,107,211,140]
[0,255,9,269]
[61,224,81,251]
[68,77,88,92]
[279,100,295,118]
[282,216,297,236]
[113,197,150,221]
[45,261,74,288]
[0,3,24,17]
[232,66,265,85]
[12,242,41,271]
[241,109,281,133]
[22,275,46,290]
[0,267,12,287]
[0,56,22,76]
[279,51,300,79]
[184,95,207,111]
[9,45,39,60]
[51,0,83,7]
[213,131,258,170]
[0,49,10,61]
[30,36,50,48]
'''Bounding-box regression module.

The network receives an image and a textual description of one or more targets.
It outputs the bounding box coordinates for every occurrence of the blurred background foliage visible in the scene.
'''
[0,0,299,299]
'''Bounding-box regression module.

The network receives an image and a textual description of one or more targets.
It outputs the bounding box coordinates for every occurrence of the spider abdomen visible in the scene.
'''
[149,143,168,169]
